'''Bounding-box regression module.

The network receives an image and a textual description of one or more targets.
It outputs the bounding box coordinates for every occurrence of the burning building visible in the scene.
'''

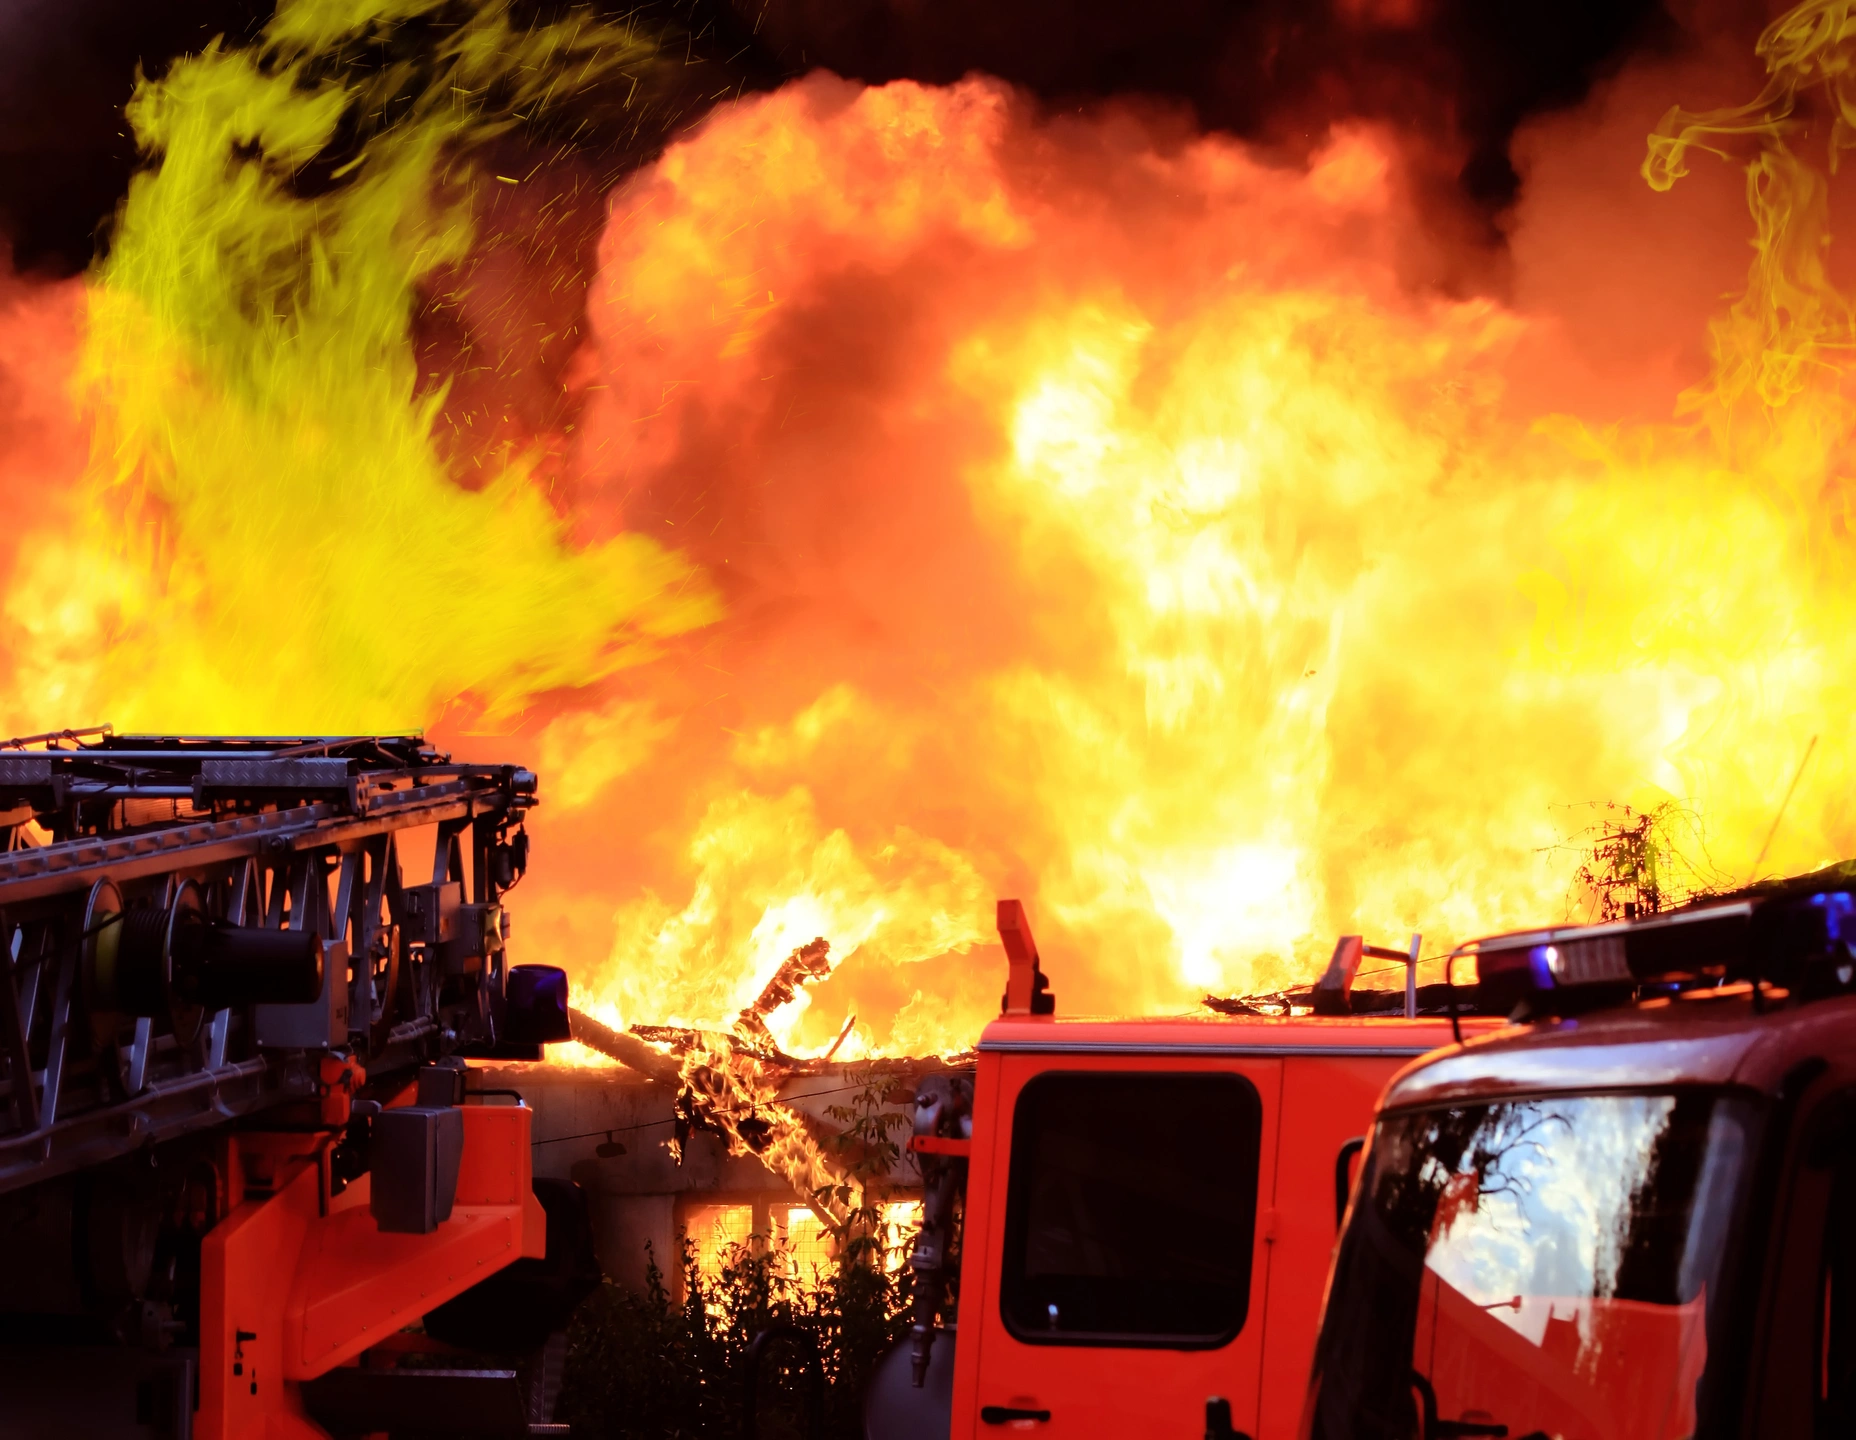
[3,0,1856,1293]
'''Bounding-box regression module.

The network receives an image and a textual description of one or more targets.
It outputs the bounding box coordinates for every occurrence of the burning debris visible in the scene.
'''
[570,938,900,1234]
[731,938,841,1061]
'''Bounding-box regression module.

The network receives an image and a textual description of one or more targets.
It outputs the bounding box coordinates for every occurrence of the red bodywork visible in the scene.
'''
[946,1011,1496,1440]
[195,1096,545,1440]
[1301,987,1856,1439]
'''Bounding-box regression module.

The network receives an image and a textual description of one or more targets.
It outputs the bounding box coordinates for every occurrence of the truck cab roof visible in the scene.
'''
[1382,859,1856,1112]
[980,1009,1497,1059]
[1386,986,1856,1109]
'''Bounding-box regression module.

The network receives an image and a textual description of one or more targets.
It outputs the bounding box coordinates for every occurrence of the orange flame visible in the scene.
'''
[8,17,1856,1061]
[537,68,1856,1056]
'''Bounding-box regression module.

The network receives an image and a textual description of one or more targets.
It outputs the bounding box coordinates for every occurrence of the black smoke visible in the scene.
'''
[731,0,1686,212]
[0,0,1749,277]
[0,0,271,275]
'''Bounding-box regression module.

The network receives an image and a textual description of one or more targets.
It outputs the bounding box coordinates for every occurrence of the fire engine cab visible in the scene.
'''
[1304,864,1856,1440]
[867,902,1501,1440]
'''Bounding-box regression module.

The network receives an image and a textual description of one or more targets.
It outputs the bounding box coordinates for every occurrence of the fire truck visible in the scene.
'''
[0,731,589,1440]
[865,901,1504,1440]
[1302,865,1856,1440]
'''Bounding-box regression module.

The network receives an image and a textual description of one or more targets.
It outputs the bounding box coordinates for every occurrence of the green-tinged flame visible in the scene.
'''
[22,0,713,732]
[1644,0,1856,427]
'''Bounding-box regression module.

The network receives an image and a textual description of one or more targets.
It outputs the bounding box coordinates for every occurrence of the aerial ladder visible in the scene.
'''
[0,730,587,1440]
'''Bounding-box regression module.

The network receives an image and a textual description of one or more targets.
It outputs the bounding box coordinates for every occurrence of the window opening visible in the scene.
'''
[999,1070,1262,1347]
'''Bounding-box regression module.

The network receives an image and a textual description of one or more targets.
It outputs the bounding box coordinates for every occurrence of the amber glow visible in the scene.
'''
[6,3,1856,1065]
[681,1198,920,1295]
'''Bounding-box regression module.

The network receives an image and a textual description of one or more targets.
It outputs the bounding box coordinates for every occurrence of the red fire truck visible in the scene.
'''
[1302,866,1856,1439]
[865,902,1502,1440]
[0,733,591,1440]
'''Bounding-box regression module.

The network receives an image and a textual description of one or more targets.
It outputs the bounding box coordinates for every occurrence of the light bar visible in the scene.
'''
[1470,901,1758,1016]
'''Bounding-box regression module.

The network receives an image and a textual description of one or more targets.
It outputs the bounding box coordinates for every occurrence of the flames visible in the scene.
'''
[0,0,711,739]
[6,0,1856,1071]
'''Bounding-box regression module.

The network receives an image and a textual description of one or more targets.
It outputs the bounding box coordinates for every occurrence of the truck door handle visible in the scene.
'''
[981,1406,1051,1424]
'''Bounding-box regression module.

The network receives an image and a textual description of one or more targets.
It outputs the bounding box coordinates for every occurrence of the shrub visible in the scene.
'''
[560,1066,934,1439]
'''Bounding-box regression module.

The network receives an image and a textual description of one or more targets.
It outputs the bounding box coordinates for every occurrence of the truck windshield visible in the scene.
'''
[1304,1090,1760,1440]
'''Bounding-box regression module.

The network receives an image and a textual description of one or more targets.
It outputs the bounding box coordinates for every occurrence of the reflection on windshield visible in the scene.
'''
[1305,1092,1758,1440]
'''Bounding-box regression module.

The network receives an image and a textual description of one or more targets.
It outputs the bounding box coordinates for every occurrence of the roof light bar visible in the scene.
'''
[1468,900,1763,1017]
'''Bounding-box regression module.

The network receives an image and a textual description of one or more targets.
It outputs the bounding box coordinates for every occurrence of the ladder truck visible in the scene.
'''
[0,730,589,1440]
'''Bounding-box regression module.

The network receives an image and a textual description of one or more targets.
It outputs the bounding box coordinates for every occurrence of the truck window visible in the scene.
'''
[999,1070,1261,1347]
[1304,1090,1761,1440]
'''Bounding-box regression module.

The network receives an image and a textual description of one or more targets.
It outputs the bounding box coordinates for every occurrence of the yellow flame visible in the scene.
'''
[2,0,712,737]
[10,3,1856,1063]
[548,63,1856,1047]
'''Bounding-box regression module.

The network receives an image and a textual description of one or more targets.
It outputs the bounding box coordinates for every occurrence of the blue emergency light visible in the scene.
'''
[1460,883,1856,1019]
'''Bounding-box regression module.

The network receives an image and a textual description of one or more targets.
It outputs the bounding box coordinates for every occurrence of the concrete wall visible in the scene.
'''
[478,1060,955,1292]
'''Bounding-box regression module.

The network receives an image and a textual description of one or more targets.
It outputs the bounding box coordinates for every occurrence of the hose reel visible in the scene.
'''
[82,877,324,1057]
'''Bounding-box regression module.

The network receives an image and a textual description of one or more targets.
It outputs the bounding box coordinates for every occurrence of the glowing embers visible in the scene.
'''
[689,1202,756,1301]
[679,1197,923,1301]
[652,938,867,1229]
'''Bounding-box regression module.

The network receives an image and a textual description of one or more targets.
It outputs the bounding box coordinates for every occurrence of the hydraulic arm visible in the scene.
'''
[0,730,576,1440]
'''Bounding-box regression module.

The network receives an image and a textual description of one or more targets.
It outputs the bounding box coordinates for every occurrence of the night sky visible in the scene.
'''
[0,0,1726,279]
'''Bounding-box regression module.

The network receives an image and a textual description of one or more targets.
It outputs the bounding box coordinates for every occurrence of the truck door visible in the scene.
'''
[964,1057,1280,1439]
[1255,1052,1414,1439]
[1752,1083,1856,1436]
